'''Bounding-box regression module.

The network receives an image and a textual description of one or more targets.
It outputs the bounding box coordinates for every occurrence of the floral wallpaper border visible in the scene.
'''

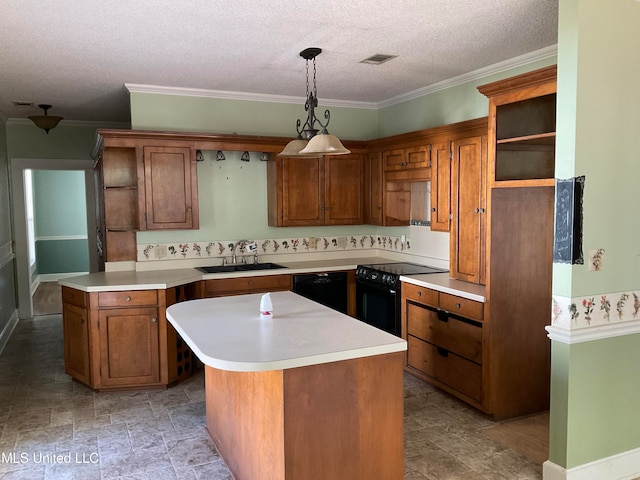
[138,235,410,262]
[552,291,640,329]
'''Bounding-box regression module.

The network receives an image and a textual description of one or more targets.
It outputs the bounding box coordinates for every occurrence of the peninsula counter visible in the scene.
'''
[166,291,407,480]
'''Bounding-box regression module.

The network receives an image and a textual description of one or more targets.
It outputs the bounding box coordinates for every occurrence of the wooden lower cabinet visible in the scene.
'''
[201,274,292,298]
[402,283,484,409]
[97,306,160,387]
[62,302,91,386]
[62,285,197,391]
[402,280,550,420]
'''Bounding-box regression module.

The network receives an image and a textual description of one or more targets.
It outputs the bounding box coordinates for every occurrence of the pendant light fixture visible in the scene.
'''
[278,48,350,157]
[28,104,64,134]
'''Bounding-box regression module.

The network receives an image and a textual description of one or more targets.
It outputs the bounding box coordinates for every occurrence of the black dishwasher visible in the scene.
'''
[292,272,348,314]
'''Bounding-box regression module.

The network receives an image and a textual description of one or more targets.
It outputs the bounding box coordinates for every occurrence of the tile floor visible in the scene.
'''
[0,315,543,479]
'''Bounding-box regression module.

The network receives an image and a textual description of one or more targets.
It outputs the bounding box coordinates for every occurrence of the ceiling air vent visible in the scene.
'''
[13,101,34,107]
[359,54,397,65]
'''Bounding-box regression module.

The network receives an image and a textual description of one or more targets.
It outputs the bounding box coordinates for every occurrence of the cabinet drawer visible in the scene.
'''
[204,274,292,296]
[98,290,158,308]
[402,283,438,307]
[439,293,484,322]
[407,336,482,402]
[406,303,482,364]
[62,287,87,308]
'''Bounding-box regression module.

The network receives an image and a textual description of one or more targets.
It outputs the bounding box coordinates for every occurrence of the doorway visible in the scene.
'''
[10,158,98,319]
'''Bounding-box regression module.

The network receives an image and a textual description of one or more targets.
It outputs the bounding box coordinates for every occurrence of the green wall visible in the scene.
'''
[131,93,378,140]
[33,170,89,274]
[377,57,556,137]
[131,57,557,249]
[6,122,102,160]
[550,0,640,471]
[0,116,17,340]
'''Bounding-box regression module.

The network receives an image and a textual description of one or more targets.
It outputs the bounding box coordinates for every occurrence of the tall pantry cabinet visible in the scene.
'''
[478,65,556,419]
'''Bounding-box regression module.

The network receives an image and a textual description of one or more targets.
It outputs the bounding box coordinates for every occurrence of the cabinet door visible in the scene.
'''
[281,156,325,226]
[382,149,406,171]
[98,307,160,387]
[430,142,451,232]
[63,303,91,386]
[406,145,431,169]
[142,146,198,230]
[324,154,363,225]
[363,152,383,225]
[450,136,487,284]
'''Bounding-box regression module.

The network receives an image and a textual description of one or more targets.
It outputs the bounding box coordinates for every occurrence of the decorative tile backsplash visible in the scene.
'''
[552,291,640,329]
[138,235,410,262]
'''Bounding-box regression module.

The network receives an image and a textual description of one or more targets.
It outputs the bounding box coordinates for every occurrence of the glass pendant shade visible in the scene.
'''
[28,104,63,134]
[280,47,350,157]
[278,136,317,157]
[298,132,351,156]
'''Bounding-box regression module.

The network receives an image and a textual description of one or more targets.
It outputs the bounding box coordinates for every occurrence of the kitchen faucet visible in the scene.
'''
[224,240,258,265]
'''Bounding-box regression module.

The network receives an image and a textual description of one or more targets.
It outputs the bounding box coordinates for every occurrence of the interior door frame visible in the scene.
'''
[10,157,98,319]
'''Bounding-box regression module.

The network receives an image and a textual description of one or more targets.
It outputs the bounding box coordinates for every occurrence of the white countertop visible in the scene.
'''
[58,268,204,292]
[166,291,407,372]
[400,272,487,302]
[58,256,392,292]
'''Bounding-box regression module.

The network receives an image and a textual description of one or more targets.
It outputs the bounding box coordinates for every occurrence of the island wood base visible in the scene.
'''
[204,351,404,480]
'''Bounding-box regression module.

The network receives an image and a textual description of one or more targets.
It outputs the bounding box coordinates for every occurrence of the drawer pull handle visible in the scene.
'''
[151,317,157,323]
[125,296,131,302]
[456,303,461,308]
[436,347,449,358]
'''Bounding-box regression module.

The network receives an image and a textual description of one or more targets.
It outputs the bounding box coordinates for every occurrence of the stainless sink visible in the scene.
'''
[197,263,288,274]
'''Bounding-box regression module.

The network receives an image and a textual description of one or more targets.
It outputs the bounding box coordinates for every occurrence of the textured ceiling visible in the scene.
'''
[0,0,558,124]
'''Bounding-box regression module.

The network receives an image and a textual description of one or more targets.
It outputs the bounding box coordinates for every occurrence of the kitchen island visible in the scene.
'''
[166,291,407,480]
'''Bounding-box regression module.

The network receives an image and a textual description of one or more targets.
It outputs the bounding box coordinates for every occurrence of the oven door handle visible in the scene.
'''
[356,278,397,294]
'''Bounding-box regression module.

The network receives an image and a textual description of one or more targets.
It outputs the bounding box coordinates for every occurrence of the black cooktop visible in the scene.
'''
[358,262,448,276]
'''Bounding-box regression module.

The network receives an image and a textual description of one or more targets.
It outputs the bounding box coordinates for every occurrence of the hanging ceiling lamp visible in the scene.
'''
[28,104,64,134]
[278,48,350,157]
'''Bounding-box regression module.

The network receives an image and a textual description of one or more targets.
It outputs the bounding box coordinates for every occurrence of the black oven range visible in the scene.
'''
[355,262,448,336]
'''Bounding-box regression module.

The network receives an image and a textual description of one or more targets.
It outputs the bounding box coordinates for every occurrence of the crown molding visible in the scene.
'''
[124,83,378,110]
[377,44,558,108]
[126,45,557,111]
[6,118,130,129]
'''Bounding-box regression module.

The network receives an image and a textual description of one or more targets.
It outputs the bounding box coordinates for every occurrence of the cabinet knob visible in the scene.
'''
[125,296,131,302]
[151,317,157,323]
[417,291,422,297]
[480,208,486,213]
[431,207,436,212]
[456,303,461,308]
[474,208,480,213]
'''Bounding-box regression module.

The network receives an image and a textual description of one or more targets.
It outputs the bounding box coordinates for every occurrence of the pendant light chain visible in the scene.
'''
[312,56,318,97]
[277,47,351,157]
[305,58,310,98]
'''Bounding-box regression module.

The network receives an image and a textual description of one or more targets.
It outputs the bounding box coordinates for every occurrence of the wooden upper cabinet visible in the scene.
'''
[281,156,325,226]
[267,154,363,226]
[450,135,487,284]
[325,154,363,225]
[383,145,431,172]
[478,65,557,187]
[363,152,383,225]
[141,146,199,230]
[430,142,451,232]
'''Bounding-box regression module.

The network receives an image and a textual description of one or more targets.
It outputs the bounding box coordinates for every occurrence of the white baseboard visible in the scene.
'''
[0,309,19,355]
[32,272,88,294]
[544,447,640,480]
